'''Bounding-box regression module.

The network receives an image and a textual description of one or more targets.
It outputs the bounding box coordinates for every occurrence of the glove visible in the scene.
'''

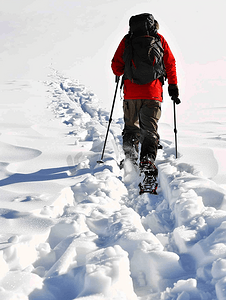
[168,84,181,105]
[115,75,120,83]
[168,84,179,97]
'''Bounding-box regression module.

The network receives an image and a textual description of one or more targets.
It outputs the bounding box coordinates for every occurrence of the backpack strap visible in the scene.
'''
[122,34,133,82]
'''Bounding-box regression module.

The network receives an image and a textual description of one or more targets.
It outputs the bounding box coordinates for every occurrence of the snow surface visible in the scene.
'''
[0,70,226,300]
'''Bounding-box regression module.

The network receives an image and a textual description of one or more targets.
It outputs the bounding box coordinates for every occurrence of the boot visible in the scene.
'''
[123,134,139,165]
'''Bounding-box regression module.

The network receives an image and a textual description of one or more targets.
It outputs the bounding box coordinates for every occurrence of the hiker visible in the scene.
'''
[111,13,179,171]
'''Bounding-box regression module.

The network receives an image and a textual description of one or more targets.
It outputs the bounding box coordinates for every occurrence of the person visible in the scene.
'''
[111,13,179,173]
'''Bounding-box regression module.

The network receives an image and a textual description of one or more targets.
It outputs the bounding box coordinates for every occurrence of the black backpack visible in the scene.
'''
[123,13,166,85]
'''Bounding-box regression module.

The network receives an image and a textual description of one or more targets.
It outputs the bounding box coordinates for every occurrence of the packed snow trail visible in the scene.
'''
[0,71,226,300]
[45,71,226,299]
[44,71,185,299]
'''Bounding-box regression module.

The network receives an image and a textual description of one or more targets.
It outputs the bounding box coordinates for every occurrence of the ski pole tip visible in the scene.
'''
[97,160,104,164]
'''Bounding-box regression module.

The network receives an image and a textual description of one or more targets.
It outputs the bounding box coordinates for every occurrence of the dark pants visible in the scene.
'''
[122,99,161,161]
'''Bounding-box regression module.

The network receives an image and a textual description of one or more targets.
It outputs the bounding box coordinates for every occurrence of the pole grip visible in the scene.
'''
[115,75,120,83]
[171,95,181,105]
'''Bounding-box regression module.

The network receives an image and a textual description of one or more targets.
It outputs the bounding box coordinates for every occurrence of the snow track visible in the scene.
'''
[0,71,226,300]
[45,71,225,299]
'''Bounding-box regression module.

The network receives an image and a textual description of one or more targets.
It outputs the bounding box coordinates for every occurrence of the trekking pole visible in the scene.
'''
[171,95,181,159]
[97,76,120,164]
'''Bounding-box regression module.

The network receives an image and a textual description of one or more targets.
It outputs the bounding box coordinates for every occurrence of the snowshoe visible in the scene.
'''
[139,173,158,195]
[139,156,158,195]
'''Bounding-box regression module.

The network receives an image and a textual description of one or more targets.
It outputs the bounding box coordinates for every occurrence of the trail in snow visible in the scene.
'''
[0,70,226,300]
[45,71,226,299]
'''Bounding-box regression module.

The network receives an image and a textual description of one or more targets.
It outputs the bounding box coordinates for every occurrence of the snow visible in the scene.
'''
[0,70,226,300]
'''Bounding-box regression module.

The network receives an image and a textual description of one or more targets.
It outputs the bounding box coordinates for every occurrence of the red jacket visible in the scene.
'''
[111,33,177,102]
